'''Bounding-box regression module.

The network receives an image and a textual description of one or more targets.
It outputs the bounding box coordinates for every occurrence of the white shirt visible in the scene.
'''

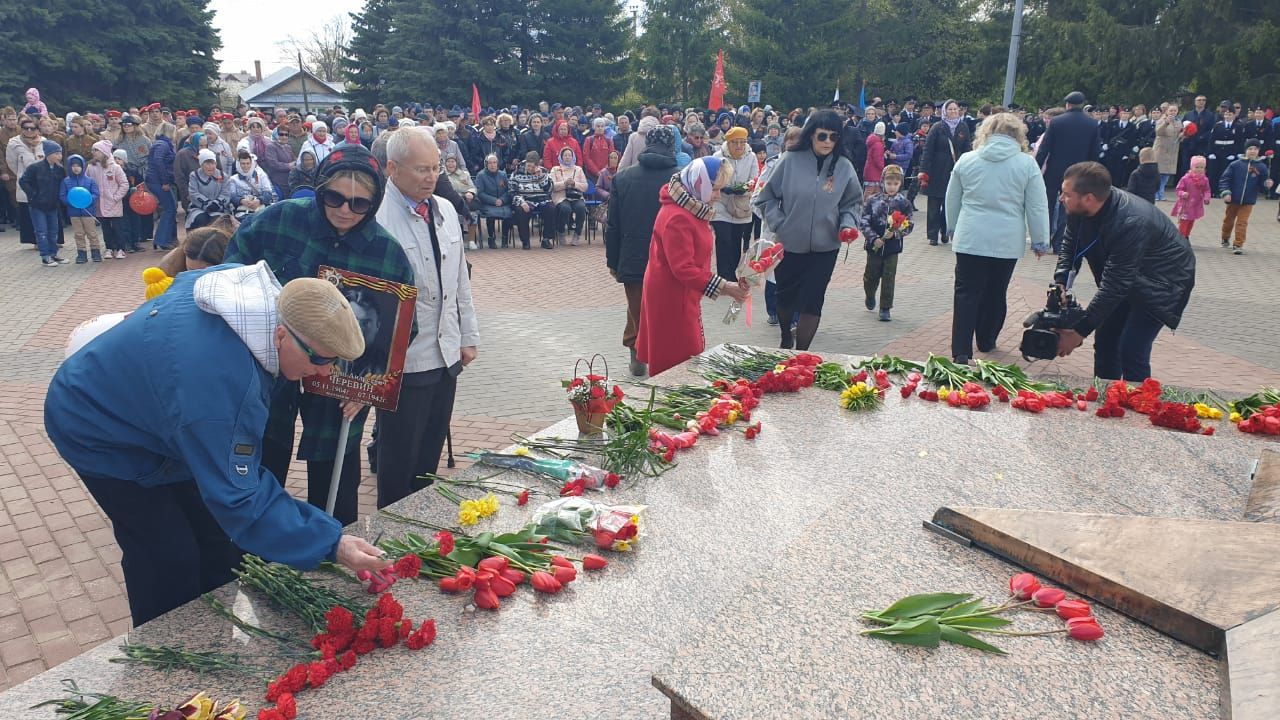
[376,181,480,373]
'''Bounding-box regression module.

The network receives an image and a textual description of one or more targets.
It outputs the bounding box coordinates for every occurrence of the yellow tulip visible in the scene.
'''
[514,446,531,457]
[1231,412,1243,423]
[938,387,951,400]
[459,508,480,525]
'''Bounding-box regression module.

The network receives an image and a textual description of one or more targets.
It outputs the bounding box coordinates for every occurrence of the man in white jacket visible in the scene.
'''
[374,127,480,508]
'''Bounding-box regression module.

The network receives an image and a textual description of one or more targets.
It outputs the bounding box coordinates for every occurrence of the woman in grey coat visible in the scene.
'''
[754,109,863,350]
[186,149,232,229]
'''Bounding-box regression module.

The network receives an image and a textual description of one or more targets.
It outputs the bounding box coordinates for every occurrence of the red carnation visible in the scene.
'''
[338,650,356,670]
[434,530,455,556]
[393,553,422,579]
[517,488,530,505]
[324,606,354,634]
[276,693,297,720]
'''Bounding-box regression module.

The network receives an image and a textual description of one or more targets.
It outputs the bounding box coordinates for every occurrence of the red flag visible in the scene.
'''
[708,50,726,111]
[471,84,481,121]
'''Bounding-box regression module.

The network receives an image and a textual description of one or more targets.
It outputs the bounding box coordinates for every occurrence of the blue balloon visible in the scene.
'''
[67,186,92,210]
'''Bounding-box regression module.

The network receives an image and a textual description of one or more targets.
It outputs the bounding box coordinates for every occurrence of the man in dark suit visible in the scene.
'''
[1179,95,1215,180]
[1035,91,1102,250]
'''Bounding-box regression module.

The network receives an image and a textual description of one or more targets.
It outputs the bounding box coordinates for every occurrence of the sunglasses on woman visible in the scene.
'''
[284,324,338,365]
[814,131,839,142]
[319,188,373,215]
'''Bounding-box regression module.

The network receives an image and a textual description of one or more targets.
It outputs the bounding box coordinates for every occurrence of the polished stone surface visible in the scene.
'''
[3,349,1274,719]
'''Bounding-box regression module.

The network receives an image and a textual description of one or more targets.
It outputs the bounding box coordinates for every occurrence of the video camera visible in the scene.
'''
[1019,284,1088,361]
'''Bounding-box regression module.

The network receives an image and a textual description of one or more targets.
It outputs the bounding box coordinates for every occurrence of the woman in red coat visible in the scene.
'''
[636,156,750,376]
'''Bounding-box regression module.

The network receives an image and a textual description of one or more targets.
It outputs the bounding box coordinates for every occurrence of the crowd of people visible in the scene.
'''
[30,82,1225,631]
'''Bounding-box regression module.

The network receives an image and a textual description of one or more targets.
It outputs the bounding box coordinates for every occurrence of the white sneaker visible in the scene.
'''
[466,241,478,251]
[116,250,127,259]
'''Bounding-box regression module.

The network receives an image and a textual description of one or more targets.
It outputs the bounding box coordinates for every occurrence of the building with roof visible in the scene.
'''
[238,67,346,112]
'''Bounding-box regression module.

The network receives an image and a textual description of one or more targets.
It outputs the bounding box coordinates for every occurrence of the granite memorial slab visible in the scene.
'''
[0,348,1273,719]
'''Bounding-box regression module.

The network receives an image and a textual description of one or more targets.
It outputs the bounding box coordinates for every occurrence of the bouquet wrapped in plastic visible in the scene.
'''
[530,497,645,551]
[723,239,784,325]
[470,451,616,491]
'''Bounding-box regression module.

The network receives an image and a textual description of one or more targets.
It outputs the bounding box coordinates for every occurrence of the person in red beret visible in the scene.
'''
[143,103,175,143]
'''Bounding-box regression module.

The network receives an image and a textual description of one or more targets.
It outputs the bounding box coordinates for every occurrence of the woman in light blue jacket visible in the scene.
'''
[945,113,1050,363]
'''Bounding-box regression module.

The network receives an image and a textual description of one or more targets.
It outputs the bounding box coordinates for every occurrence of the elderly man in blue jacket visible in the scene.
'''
[44,263,390,624]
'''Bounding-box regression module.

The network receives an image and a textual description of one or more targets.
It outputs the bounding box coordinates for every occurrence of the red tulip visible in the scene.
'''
[552,564,577,585]
[1055,599,1092,620]
[530,570,563,594]
[1067,618,1105,641]
[499,568,526,585]
[473,587,500,610]
[490,574,517,597]
[1032,587,1066,608]
[582,554,608,570]
[550,555,574,569]
[438,577,461,593]
[478,556,510,573]
[1009,572,1041,600]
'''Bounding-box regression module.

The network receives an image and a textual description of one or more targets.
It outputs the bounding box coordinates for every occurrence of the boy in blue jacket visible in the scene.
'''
[1219,139,1274,255]
[59,154,102,263]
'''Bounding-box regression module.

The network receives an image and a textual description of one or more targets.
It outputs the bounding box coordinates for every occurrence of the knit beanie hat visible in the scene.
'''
[112,149,128,162]
[198,149,217,164]
[874,122,886,136]
[882,164,905,182]
[41,140,62,157]
[724,126,748,141]
[277,278,366,361]
[143,267,173,300]
[644,126,676,157]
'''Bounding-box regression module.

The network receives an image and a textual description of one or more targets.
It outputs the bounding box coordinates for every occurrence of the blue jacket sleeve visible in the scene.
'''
[59,177,70,207]
[174,369,342,569]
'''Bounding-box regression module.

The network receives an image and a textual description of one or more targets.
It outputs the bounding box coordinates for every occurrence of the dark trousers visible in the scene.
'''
[864,250,899,310]
[1091,301,1164,382]
[100,216,124,251]
[260,390,366,526]
[712,221,753,280]
[926,195,947,242]
[376,371,457,509]
[261,434,364,526]
[80,474,241,625]
[556,199,587,235]
[0,185,13,224]
[512,203,553,247]
[17,201,35,244]
[951,253,1017,359]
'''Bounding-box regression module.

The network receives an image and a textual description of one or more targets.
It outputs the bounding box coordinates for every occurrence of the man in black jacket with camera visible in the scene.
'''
[1051,162,1196,382]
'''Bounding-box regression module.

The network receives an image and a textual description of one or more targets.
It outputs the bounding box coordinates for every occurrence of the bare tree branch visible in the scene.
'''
[277,15,350,83]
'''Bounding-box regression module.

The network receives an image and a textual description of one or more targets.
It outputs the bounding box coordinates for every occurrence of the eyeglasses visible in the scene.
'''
[20,125,36,131]
[319,188,373,215]
[814,131,839,142]
[284,324,338,366]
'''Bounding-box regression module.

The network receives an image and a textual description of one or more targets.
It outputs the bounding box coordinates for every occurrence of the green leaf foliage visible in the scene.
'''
[0,0,221,111]
[939,625,1008,654]
[863,616,942,648]
[345,0,629,108]
[873,592,973,619]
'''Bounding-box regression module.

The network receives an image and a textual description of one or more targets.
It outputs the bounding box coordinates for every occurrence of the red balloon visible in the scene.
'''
[129,187,158,215]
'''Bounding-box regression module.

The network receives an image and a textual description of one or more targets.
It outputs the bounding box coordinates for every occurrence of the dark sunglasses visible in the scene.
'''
[20,125,36,131]
[285,324,338,366]
[814,131,839,142]
[319,188,373,215]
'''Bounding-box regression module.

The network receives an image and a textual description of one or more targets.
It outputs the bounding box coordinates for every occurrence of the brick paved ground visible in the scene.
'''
[0,195,1277,688]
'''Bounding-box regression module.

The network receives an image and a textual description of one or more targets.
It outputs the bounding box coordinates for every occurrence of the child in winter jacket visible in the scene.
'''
[1171,155,1210,239]
[863,123,887,194]
[859,165,913,321]
[87,140,129,258]
[59,154,102,263]
[1219,139,1273,254]
[1125,147,1161,204]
